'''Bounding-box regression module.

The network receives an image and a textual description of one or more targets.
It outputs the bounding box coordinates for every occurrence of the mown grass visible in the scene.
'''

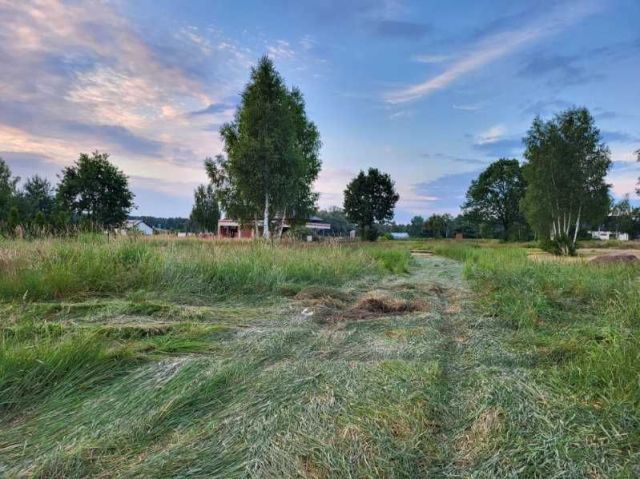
[0,240,445,478]
[3,236,639,477]
[434,240,640,476]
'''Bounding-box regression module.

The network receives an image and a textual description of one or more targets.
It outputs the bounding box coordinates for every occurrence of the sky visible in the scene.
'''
[1,0,639,222]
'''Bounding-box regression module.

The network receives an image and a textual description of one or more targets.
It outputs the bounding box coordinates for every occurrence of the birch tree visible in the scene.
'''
[521,108,611,254]
[219,57,320,238]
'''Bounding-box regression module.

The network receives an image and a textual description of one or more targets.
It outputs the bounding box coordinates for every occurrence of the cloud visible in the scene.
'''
[386,1,599,103]
[412,54,449,64]
[188,103,235,117]
[267,40,296,60]
[521,99,574,117]
[475,125,506,145]
[608,161,640,199]
[372,20,431,40]
[452,103,483,112]
[412,170,482,215]
[0,0,258,214]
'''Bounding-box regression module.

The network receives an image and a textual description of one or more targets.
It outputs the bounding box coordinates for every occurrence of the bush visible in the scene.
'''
[540,235,576,256]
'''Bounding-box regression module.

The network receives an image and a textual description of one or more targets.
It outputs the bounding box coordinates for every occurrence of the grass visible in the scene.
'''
[1,236,639,477]
[434,240,640,476]
[0,235,409,301]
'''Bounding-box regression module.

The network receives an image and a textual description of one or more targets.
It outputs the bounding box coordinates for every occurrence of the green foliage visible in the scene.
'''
[463,158,526,240]
[407,215,425,237]
[190,184,220,233]
[315,207,355,235]
[218,57,321,237]
[539,235,577,256]
[0,236,405,301]
[21,175,55,221]
[7,206,20,234]
[522,107,611,251]
[424,213,453,238]
[343,168,399,241]
[56,151,134,229]
[0,157,19,227]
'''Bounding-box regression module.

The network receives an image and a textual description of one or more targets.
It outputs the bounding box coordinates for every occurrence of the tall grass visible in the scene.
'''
[434,240,640,415]
[0,236,410,301]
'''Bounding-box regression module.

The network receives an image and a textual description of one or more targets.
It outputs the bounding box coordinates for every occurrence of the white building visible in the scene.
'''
[123,219,153,236]
[588,230,629,241]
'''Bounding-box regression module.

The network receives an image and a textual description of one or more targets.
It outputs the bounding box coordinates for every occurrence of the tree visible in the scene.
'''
[190,184,220,233]
[424,213,453,238]
[21,175,55,223]
[343,168,399,241]
[407,216,426,237]
[7,206,20,233]
[56,151,134,229]
[521,108,611,254]
[219,56,321,238]
[610,196,635,235]
[315,207,355,235]
[0,157,19,226]
[462,158,526,240]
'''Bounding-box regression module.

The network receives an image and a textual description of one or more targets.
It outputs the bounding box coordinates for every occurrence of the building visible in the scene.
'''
[123,219,153,236]
[218,216,330,239]
[588,230,629,241]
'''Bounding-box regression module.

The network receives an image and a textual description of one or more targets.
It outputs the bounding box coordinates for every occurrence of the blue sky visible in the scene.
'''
[1,0,638,222]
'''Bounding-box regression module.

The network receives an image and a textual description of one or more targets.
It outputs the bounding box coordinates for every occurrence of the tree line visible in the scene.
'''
[0,151,134,237]
[404,107,640,255]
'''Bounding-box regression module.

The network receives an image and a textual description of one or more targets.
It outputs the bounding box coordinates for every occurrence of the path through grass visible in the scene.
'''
[1,240,638,477]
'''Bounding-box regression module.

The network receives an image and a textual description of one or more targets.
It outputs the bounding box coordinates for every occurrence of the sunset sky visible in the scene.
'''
[1,0,638,221]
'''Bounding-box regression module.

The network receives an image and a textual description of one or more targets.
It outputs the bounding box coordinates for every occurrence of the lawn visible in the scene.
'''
[0,236,638,477]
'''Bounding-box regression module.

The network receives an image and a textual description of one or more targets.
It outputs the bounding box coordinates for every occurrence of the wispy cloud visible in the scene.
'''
[267,40,296,60]
[386,2,599,104]
[0,0,253,210]
[475,125,506,145]
[452,103,484,112]
[412,54,449,64]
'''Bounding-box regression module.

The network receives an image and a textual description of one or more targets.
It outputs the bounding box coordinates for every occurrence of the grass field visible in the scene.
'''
[1,236,638,477]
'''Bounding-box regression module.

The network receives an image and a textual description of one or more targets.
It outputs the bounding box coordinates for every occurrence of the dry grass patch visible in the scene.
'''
[325,295,429,321]
[455,407,504,467]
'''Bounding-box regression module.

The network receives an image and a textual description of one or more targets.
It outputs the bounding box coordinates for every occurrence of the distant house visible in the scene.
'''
[390,232,409,240]
[218,216,331,239]
[588,230,629,241]
[123,219,153,236]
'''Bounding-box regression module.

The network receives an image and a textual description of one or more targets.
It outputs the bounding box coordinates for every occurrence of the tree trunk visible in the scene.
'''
[262,193,270,239]
[277,208,286,239]
[572,205,581,246]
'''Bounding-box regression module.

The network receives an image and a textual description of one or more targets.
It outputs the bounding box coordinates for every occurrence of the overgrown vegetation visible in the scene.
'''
[0,235,408,301]
[434,241,640,475]
[1,237,639,477]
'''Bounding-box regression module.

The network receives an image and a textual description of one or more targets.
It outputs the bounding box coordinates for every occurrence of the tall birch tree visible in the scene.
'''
[219,57,320,238]
[521,108,611,254]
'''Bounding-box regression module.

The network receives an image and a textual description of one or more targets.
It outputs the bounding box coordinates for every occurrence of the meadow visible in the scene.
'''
[0,235,638,477]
